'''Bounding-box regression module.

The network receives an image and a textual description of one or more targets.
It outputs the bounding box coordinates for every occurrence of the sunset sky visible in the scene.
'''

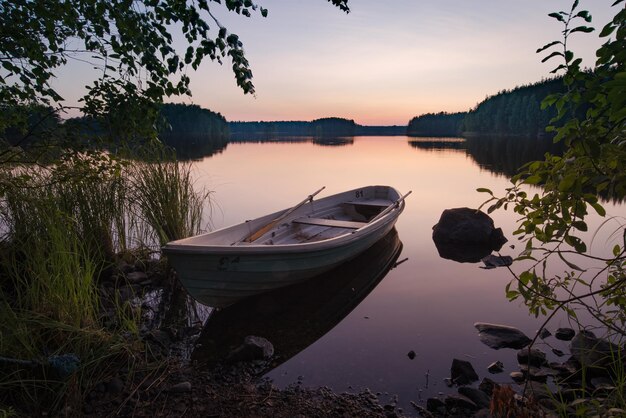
[56,0,616,125]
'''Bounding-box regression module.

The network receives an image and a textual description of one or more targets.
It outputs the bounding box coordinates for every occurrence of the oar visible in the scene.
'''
[369,190,412,223]
[243,186,326,243]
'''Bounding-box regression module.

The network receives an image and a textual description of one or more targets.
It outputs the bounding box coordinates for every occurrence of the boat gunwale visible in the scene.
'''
[162,186,404,255]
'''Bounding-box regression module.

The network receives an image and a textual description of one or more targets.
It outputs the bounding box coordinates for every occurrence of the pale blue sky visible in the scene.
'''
[54,1,616,125]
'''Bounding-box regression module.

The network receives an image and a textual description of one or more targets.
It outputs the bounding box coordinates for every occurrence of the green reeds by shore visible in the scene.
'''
[0,147,210,414]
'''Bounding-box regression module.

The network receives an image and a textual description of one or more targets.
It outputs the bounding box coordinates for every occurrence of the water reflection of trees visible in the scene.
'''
[229,135,354,147]
[408,138,467,152]
[408,136,564,177]
[465,136,564,177]
[161,134,229,160]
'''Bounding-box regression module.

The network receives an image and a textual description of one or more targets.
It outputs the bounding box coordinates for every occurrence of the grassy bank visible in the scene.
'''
[0,147,209,415]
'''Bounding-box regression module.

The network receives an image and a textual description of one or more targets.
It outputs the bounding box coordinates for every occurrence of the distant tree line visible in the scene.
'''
[407,112,466,137]
[230,117,407,138]
[407,77,566,137]
[229,117,356,138]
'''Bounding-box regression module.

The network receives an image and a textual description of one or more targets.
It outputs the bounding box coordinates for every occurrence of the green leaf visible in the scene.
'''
[613,244,621,257]
[476,187,493,195]
[599,22,617,37]
[558,251,584,271]
[536,41,562,53]
[590,202,606,216]
[558,174,577,191]
[548,12,566,22]
[541,51,564,63]
[569,26,595,34]
[525,175,543,185]
[574,10,592,22]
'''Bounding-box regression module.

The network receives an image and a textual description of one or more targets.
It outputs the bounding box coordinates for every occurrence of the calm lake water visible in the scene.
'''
[185,135,623,412]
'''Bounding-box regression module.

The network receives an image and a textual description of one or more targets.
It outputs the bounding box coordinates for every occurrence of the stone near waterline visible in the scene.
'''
[539,328,552,339]
[570,330,622,372]
[479,377,499,397]
[474,322,532,350]
[47,353,81,378]
[444,394,479,411]
[608,408,626,416]
[510,371,525,383]
[410,402,434,418]
[458,386,491,409]
[552,348,565,357]
[432,208,507,247]
[426,397,445,414]
[126,271,149,284]
[591,376,615,392]
[517,347,547,367]
[169,381,192,393]
[481,255,513,269]
[487,360,504,374]
[432,208,508,263]
[519,365,558,382]
[522,380,552,401]
[450,358,479,386]
[226,335,274,363]
[555,328,575,341]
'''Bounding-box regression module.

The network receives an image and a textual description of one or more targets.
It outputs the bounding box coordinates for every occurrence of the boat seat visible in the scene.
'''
[292,217,367,229]
[345,199,392,208]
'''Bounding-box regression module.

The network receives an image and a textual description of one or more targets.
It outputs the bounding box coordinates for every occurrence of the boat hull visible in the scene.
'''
[163,185,405,307]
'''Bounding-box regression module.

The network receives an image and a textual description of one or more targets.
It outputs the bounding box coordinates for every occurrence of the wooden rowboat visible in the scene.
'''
[162,185,410,307]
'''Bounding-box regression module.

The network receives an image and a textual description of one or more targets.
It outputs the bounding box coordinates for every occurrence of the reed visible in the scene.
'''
[0,158,135,413]
[129,148,211,246]
[0,146,213,414]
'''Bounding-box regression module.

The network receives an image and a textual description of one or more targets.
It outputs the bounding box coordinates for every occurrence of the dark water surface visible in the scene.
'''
[186,136,623,411]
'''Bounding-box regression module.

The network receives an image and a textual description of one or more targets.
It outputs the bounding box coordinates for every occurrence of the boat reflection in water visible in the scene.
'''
[191,228,403,371]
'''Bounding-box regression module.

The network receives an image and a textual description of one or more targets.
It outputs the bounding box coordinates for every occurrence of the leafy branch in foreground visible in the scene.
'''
[480,0,626,333]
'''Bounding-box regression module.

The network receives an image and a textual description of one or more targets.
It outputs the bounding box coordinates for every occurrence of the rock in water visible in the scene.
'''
[474,322,531,350]
[458,387,491,409]
[451,358,479,385]
[227,335,274,363]
[487,360,504,374]
[555,328,575,341]
[517,348,547,367]
[432,208,507,248]
[570,330,622,371]
[432,208,507,263]
[481,255,513,269]
[539,328,552,340]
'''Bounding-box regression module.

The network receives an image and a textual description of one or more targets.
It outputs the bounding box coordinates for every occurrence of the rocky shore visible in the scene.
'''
[62,254,625,417]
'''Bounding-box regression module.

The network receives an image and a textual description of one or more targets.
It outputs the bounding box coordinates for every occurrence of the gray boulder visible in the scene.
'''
[451,358,479,385]
[432,208,507,248]
[555,328,576,341]
[474,322,531,350]
[458,386,491,409]
[570,330,622,373]
[517,348,547,367]
[226,335,274,363]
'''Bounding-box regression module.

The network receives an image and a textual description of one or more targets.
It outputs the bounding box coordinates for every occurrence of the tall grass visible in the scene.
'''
[0,146,212,414]
[130,148,210,246]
